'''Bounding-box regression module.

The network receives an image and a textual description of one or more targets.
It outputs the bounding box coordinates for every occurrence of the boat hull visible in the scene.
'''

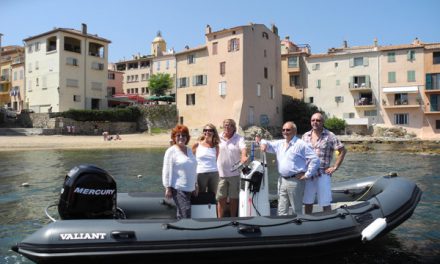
[12,175,422,263]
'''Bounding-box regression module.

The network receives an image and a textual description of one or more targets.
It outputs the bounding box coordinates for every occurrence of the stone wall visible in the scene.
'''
[24,105,178,135]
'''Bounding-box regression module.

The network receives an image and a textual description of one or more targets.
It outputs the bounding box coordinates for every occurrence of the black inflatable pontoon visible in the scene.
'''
[12,164,422,263]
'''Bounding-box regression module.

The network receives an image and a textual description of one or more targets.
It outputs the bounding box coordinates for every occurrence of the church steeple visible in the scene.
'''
[151,30,166,57]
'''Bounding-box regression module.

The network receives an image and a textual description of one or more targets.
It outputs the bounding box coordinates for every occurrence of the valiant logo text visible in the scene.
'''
[60,233,107,240]
[73,187,115,195]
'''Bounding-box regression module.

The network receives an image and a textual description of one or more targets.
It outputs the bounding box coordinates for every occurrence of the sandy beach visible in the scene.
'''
[0,133,174,152]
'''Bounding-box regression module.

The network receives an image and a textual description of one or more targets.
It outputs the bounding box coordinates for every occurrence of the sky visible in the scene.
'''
[1,0,439,63]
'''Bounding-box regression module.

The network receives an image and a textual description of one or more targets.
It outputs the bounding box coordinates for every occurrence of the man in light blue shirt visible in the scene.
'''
[257,121,320,215]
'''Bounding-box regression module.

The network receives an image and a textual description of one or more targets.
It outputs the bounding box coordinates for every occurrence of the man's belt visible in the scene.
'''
[283,172,305,179]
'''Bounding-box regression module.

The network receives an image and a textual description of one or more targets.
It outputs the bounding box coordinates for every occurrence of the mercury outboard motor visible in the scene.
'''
[58,164,117,219]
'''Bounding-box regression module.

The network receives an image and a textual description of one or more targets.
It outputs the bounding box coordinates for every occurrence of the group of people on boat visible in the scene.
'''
[162,114,347,219]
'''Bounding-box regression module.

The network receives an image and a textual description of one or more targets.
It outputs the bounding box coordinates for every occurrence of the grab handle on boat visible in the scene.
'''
[361,218,387,241]
[238,225,261,234]
[111,231,136,240]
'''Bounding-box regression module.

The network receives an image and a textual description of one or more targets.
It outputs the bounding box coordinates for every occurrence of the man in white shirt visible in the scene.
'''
[257,121,320,215]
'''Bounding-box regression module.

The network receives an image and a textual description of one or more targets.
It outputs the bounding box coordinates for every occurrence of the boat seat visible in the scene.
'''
[191,192,217,218]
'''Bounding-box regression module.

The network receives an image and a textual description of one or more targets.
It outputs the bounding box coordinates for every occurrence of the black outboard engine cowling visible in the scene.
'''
[58,164,117,219]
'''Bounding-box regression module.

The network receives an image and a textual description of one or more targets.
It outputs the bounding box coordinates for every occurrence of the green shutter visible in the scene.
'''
[430,94,438,111]
[349,58,354,67]
[365,75,370,88]
[363,57,369,66]
[426,74,432,90]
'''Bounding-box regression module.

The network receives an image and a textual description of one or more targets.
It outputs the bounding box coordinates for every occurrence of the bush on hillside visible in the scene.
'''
[324,117,346,135]
[54,107,141,122]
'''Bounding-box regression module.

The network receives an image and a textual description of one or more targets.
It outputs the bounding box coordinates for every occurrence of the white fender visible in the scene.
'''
[361,218,387,241]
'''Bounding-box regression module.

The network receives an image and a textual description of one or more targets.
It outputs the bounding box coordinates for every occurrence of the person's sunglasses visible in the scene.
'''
[282,128,291,132]
[203,129,214,133]
[311,119,322,122]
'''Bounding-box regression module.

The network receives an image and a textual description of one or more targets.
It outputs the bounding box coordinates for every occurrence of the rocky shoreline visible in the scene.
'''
[338,135,440,154]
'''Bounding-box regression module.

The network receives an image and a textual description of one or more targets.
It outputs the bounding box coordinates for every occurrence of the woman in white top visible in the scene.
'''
[162,125,197,219]
[192,123,220,195]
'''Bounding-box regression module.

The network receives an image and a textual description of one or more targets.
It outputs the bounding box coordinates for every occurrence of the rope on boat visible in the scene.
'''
[354,177,382,202]
[163,212,350,231]
[163,201,382,231]
[45,204,58,222]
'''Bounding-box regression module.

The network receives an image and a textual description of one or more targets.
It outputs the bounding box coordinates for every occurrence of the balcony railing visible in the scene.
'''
[349,82,371,89]
[354,98,376,106]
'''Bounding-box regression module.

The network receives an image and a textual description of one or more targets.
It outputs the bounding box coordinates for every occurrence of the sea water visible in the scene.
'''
[0,147,439,263]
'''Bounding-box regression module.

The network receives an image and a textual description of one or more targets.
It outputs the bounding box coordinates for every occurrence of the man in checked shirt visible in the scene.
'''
[302,112,347,214]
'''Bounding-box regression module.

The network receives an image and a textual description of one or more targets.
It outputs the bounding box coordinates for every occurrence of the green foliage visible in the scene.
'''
[58,107,141,122]
[283,98,322,134]
[324,117,346,135]
[149,73,173,96]
[140,105,176,120]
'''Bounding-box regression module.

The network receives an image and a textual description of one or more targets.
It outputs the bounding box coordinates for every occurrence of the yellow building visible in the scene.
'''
[1,45,24,111]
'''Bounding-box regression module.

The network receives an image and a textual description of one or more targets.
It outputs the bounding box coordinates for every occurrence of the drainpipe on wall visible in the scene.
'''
[82,23,87,109]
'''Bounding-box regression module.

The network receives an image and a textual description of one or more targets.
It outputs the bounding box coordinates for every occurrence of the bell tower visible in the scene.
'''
[151,31,166,57]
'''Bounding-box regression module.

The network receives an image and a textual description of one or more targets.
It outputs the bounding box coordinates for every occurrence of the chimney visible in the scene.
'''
[285,36,290,40]
[343,40,348,48]
[205,25,212,34]
[271,24,278,35]
[373,38,378,47]
[413,37,421,45]
[82,23,87,35]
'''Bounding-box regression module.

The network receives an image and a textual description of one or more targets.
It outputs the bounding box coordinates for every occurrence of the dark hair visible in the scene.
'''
[171,125,191,145]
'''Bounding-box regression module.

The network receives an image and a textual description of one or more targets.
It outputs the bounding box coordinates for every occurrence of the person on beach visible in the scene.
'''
[162,125,197,219]
[192,123,220,197]
[256,121,320,215]
[216,119,247,217]
[302,113,347,214]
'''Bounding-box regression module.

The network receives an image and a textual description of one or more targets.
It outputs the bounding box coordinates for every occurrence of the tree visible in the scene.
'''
[148,73,173,96]
[283,98,323,135]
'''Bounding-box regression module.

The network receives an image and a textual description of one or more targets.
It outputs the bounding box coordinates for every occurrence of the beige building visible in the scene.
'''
[115,32,176,101]
[116,55,153,97]
[380,39,425,137]
[23,24,111,113]
[294,38,439,139]
[1,45,24,111]
[175,45,209,126]
[304,41,381,134]
[177,24,283,131]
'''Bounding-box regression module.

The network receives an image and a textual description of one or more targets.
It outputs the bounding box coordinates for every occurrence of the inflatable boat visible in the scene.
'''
[12,160,422,264]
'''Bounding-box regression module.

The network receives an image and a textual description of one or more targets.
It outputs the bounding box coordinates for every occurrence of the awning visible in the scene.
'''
[383,86,419,93]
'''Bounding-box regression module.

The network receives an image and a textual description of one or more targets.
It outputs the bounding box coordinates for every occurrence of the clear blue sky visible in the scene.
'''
[2,0,439,63]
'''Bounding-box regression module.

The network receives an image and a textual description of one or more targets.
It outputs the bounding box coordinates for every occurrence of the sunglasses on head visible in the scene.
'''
[203,129,214,133]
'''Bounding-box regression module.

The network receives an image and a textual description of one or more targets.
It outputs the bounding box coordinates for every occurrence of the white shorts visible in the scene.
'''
[303,173,332,206]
